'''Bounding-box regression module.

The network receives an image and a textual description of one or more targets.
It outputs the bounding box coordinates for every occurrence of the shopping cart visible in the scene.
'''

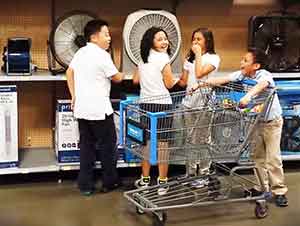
[120,81,275,226]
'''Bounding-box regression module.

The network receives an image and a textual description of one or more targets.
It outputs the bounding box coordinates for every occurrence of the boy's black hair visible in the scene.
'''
[187,28,216,63]
[140,27,171,63]
[84,19,109,42]
[248,47,267,69]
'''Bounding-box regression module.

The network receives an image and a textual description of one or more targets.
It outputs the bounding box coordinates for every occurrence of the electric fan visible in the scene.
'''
[48,11,96,73]
[248,15,300,73]
[121,9,182,76]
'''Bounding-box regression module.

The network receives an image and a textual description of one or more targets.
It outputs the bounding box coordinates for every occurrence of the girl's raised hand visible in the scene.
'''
[191,44,202,55]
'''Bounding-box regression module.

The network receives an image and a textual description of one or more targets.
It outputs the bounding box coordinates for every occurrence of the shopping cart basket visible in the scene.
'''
[120,81,275,226]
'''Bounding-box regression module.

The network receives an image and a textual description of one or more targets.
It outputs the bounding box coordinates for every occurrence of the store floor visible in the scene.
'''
[0,168,299,226]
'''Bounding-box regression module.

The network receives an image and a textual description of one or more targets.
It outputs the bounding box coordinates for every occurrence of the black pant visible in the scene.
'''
[77,114,118,191]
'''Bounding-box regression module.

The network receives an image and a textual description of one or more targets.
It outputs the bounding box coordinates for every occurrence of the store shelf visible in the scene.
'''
[0,148,140,175]
[0,148,58,175]
[0,71,132,81]
[0,72,66,82]
[0,73,133,81]
[282,154,300,161]
[0,148,295,175]
[273,73,300,78]
[59,161,140,171]
[1,71,300,82]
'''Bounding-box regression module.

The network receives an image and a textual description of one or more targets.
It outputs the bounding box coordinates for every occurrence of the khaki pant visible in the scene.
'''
[252,117,288,195]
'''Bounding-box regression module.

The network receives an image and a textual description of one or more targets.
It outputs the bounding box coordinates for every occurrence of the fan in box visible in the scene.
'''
[248,15,300,72]
[122,9,182,76]
[48,11,96,74]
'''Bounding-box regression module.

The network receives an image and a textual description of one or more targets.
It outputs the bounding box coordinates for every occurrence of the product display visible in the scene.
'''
[55,100,124,164]
[55,100,80,163]
[0,85,18,168]
[277,80,300,157]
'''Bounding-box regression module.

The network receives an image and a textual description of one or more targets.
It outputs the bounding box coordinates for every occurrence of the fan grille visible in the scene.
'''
[52,14,95,67]
[127,13,180,65]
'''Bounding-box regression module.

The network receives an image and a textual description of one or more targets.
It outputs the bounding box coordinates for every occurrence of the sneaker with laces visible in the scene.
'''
[244,188,273,200]
[135,176,150,189]
[191,177,209,188]
[157,177,169,196]
[275,194,288,207]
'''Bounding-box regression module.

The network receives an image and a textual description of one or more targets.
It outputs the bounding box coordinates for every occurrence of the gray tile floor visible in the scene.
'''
[0,171,299,226]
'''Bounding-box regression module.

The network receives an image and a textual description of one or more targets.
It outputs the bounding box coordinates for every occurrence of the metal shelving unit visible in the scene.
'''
[0,72,136,81]
[59,161,140,171]
[0,148,58,175]
[281,155,300,161]
[1,71,300,81]
[0,72,66,81]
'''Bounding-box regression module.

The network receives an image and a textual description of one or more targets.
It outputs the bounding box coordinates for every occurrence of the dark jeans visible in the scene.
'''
[77,114,118,191]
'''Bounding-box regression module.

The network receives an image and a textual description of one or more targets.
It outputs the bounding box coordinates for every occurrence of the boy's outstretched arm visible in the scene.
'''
[191,76,231,91]
[240,80,269,106]
[205,76,232,86]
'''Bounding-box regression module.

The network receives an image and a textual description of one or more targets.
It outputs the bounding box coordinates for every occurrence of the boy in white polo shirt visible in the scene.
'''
[66,19,124,196]
[194,47,288,207]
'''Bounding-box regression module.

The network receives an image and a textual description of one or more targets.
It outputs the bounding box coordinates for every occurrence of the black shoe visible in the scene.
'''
[100,182,121,193]
[244,188,263,197]
[275,195,288,207]
[80,189,94,197]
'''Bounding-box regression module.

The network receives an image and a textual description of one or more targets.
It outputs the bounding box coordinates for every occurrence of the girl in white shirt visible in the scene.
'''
[178,28,220,183]
[178,27,220,96]
[133,27,177,195]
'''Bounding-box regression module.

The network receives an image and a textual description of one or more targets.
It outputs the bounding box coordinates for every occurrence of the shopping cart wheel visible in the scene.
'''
[255,201,268,219]
[152,212,167,226]
[208,176,221,190]
[136,206,145,215]
[133,196,145,215]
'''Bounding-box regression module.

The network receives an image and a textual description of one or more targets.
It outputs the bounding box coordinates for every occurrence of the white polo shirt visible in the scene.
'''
[138,49,172,104]
[182,53,220,108]
[184,53,220,91]
[69,42,119,120]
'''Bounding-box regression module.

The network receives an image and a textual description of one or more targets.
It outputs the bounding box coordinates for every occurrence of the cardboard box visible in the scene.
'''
[0,85,18,168]
[55,100,124,164]
[55,100,80,163]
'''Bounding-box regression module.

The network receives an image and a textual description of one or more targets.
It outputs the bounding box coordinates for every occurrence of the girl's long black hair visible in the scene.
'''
[187,28,216,63]
[140,27,171,63]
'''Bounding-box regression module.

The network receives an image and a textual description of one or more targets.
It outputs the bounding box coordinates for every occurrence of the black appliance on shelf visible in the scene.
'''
[248,15,300,73]
[5,37,31,75]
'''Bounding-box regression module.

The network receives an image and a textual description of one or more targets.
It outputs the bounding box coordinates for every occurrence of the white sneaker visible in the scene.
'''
[157,177,169,196]
[135,176,150,189]
[191,177,209,188]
